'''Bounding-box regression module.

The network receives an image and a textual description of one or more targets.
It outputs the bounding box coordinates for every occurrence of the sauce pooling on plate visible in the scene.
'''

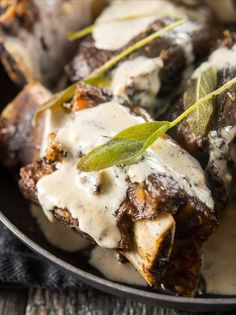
[31,205,90,252]
[202,194,236,295]
[89,247,147,286]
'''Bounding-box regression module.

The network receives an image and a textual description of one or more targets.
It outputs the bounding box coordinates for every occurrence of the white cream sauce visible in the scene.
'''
[202,194,236,295]
[207,126,236,193]
[167,21,197,65]
[31,205,89,252]
[37,101,213,249]
[193,44,236,78]
[93,0,185,51]
[191,46,236,192]
[110,56,164,109]
[89,246,146,286]
[209,44,236,70]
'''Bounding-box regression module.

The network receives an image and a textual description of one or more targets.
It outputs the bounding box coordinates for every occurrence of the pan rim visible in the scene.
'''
[1,211,236,312]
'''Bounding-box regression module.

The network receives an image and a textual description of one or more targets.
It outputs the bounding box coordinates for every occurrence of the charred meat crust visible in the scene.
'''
[0,40,27,87]
[0,83,49,169]
[66,18,218,95]
[20,84,218,250]
[148,229,173,286]
[53,208,95,243]
[66,82,113,112]
[167,59,236,207]
[17,82,217,296]
[0,0,39,34]
[163,239,201,296]
[19,160,54,204]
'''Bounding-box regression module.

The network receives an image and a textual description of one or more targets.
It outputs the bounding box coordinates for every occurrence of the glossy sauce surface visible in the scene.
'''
[89,246,146,286]
[202,194,236,295]
[37,101,213,250]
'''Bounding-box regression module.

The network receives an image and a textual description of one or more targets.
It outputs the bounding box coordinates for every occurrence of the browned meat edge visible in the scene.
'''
[66,18,219,95]
[167,36,236,208]
[17,82,217,296]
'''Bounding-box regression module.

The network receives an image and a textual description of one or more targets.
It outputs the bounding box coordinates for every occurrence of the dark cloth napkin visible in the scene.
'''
[0,222,86,290]
[0,222,235,315]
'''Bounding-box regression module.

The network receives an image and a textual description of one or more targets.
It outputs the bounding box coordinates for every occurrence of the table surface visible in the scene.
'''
[0,288,179,315]
[0,288,235,315]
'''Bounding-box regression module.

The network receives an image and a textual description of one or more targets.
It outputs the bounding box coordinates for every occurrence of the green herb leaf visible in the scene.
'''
[77,122,170,172]
[33,83,77,127]
[85,19,186,83]
[78,76,236,172]
[68,12,183,41]
[68,25,94,41]
[33,19,186,126]
[184,65,217,135]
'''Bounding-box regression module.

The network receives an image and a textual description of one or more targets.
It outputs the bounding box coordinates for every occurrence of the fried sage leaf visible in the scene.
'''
[77,76,236,172]
[184,65,217,136]
[77,122,170,172]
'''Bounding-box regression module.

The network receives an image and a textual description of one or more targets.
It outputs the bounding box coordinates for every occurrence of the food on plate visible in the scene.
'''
[12,82,215,296]
[168,35,236,207]
[0,82,51,169]
[66,0,219,110]
[31,204,90,252]
[0,0,235,299]
[0,0,104,108]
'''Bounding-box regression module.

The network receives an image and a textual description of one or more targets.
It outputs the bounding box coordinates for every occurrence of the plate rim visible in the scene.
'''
[1,211,236,312]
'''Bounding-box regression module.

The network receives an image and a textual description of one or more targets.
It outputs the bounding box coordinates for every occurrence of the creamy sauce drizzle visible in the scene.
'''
[93,0,195,64]
[31,205,89,252]
[110,56,164,109]
[192,46,236,194]
[89,247,146,286]
[193,44,236,77]
[93,0,185,51]
[167,21,197,65]
[202,193,236,295]
[37,101,213,250]
[207,126,236,193]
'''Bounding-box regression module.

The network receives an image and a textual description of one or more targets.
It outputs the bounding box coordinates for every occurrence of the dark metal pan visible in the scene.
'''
[0,166,235,312]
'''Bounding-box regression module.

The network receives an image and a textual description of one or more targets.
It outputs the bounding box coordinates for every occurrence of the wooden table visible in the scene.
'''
[0,288,179,315]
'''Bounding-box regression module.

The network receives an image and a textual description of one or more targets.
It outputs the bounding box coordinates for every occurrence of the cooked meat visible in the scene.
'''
[0,82,51,169]
[0,0,104,108]
[66,7,219,108]
[17,82,216,296]
[67,82,113,112]
[167,37,236,208]
[19,159,53,204]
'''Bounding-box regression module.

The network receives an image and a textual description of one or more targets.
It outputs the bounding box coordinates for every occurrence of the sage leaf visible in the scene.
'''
[85,19,186,83]
[68,25,94,41]
[77,121,171,172]
[78,75,236,172]
[68,12,182,41]
[33,19,186,126]
[184,65,217,135]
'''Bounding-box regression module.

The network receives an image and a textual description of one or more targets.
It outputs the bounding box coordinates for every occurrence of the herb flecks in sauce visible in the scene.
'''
[33,19,187,126]
[77,76,236,172]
